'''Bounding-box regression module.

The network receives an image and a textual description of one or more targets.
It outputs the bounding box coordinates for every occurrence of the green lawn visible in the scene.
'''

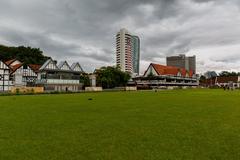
[0,89,240,160]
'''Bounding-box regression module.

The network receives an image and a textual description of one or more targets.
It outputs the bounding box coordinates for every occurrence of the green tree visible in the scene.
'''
[0,45,50,64]
[199,75,206,83]
[219,71,238,77]
[95,66,131,89]
[80,74,90,88]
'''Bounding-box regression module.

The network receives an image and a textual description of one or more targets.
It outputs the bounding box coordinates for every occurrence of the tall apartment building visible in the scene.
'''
[166,54,196,74]
[131,35,140,75]
[116,28,140,75]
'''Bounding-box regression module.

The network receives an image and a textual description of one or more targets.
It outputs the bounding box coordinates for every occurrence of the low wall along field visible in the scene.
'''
[11,87,44,93]
[85,87,103,92]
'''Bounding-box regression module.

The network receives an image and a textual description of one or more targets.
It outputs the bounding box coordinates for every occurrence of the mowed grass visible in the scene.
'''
[0,89,240,160]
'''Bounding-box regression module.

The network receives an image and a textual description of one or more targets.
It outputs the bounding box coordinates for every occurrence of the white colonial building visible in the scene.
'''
[133,63,198,89]
[0,60,12,92]
[36,59,84,92]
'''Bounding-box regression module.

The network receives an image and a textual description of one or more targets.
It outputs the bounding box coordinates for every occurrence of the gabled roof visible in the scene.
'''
[10,64,39,76]
[188,70,194,77]
[181,68,187,77]
[151,63,179,76]
[5,59,16,66]
[58,61,72,71]
[29,64,42,73]
[146,63,194,78]
[0,60,10,69]
[10,63,23,74]
[71,62,84,72]
[5,59,22,68]
[39,58,58,70]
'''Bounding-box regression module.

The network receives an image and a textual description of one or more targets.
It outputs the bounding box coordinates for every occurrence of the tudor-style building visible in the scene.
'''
[133,63,198,88]
[11,64,38,87]
[5,59,22,67]
[36,59,84,92]
[5,59,38,87]
[71,62,84,72]
[0,60,12,92]
[143,63,194,78]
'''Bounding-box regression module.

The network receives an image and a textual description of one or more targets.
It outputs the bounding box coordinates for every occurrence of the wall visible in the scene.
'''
[125,86,137,91]
[11,87,44,93]
[85,87,103,92]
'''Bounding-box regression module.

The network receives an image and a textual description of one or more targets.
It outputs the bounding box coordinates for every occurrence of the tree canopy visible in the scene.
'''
[219,71,240,77]
[80,74,90,88]
[0,45,50,64]
[95,66,131,89]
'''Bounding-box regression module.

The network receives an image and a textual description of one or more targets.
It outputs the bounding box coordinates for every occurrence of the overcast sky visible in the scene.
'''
[0,0,240,73]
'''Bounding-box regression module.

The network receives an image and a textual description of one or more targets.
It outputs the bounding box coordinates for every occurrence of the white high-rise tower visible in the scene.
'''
[116,28,133,73]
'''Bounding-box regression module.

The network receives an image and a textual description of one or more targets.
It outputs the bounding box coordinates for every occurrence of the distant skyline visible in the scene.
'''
[1,0,240,74]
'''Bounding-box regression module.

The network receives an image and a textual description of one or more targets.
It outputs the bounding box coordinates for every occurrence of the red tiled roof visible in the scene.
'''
[5,59,16,66]
[189,70,194,77]
[181,68,187,77]
[151,64,167,75]
[29,64,41,73]
[151,63,179,76]
[150,63,194,77]
[217,76,238,83]
[10,63,23,74]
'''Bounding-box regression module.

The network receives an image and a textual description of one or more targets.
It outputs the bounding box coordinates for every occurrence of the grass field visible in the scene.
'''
[0,89,240,160]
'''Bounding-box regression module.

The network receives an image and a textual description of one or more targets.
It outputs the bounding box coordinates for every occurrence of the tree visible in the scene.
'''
[0,45,50,64]
[80,74,90,88]
[219,71,238,77]
[199,75,206,83]
[95,66,131,89]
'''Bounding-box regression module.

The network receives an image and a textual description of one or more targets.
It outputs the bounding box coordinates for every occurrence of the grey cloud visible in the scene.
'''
[0,27,112,63]
[211,54,240,63]
[192,0,216,3]
[1,0,240,73]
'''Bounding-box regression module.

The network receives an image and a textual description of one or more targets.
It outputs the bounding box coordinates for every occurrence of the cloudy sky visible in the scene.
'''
[0,0,240,73]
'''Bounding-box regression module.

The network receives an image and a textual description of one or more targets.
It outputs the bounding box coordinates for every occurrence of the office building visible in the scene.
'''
[166,54,196,74]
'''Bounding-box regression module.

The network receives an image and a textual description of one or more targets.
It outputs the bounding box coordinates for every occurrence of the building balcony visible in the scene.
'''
[36,79,80,85]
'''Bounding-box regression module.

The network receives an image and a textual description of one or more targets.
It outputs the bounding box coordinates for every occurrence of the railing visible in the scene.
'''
[134,75,198,81]
[44,75,80,80]
[36,79,47,84]
[136,80,199,86]
[36,79,79,85]
[47,79,79,84]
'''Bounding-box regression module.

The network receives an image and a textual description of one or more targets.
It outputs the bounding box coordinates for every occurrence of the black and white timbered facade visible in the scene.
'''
[11,64,38,87]
[4,59,38,87]
[0,61,12,92]
[37,59,84,92]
